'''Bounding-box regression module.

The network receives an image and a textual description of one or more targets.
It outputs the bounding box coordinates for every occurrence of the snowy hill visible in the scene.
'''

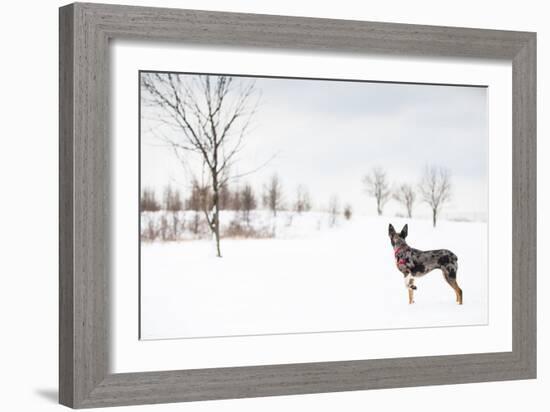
[140,212,488,340]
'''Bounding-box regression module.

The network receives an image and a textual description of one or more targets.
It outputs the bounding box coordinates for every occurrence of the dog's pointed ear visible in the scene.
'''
[400,224,408,238]
[388,224,396,236]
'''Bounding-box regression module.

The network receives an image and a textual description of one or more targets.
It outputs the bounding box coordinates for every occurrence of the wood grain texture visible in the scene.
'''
[59,2,537,408]
[512,35,537,374]
[59,4,74,406]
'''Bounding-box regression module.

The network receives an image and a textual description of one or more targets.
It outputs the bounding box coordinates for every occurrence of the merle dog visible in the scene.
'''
[388,223,462,305]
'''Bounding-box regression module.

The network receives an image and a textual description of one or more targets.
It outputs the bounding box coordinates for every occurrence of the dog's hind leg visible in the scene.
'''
[443,268,463,305]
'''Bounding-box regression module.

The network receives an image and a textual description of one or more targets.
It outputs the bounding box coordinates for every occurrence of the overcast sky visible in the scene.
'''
[140,74,487,221]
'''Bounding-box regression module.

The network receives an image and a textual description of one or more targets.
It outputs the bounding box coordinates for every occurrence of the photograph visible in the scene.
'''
[139,71,488,340]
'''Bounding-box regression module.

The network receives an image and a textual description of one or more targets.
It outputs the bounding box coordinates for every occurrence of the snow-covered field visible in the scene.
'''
[140,212,488,340]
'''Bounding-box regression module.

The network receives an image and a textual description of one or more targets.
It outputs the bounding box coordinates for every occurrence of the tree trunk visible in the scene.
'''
[377,198,382,216]
[212,173,222,257]
[432,208,437,227]
[213,205,221,257]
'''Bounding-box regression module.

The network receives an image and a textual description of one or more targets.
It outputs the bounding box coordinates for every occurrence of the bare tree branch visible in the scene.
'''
[418,165,452,227]
[393,183,416,218]
[363,167,391,216]
[263,174,284,216]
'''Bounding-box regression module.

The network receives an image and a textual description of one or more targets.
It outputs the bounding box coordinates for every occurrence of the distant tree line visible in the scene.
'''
[141,172,356,238]
[142,174,348,217]
[141,174,358,243]
[362,164,452,227]
[143,173,354,215]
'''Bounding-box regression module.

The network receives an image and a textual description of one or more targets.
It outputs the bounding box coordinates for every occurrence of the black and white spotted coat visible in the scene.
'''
[389,224,458,290]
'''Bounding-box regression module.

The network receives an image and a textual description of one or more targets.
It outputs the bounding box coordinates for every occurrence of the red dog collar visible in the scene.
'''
[394,247,407,266]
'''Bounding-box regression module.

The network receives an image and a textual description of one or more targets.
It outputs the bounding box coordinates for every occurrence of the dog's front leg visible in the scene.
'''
[404,274,415,304]
[408,288,415,305]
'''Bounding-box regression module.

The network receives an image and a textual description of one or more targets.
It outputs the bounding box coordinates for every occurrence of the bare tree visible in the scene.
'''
[263,174,284,216]
[343,204,353,220]
[328,195,340,227]
[231,184,242,212]
[141,214,159,241]
[363,167,391,216]
[393,183,416,218]
[419,166,452,227]
[240,183,257,223]
[186,179,211,212]
[218,182,232,210]
[159,213,169,241]
[140,188,160,212]
[186,180,211,236]
[294,185,312,213]
[190,213,201,235]
[141,73,259,257]
[163,185,183,211]
[170,211,182,240]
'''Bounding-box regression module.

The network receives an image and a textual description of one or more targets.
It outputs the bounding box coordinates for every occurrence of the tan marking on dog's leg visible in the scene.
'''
[408,288,414,304]
[443,272,463,305]
[454,282,463,305]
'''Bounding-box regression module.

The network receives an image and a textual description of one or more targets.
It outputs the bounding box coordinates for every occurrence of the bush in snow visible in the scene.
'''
[343,204,352,220]
[328,195,340,227]
[140,188,161,212]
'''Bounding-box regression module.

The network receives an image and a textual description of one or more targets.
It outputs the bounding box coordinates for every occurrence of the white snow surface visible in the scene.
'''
[140,212,488,340]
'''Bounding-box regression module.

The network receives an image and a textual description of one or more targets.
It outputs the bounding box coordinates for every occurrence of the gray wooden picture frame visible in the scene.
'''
[59,2,536,409]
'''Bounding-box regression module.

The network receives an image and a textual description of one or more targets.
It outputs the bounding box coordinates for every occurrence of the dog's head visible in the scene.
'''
[388,223,408,248]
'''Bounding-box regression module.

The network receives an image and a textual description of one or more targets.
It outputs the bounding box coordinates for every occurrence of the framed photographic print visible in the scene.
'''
[59,2,536,408]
